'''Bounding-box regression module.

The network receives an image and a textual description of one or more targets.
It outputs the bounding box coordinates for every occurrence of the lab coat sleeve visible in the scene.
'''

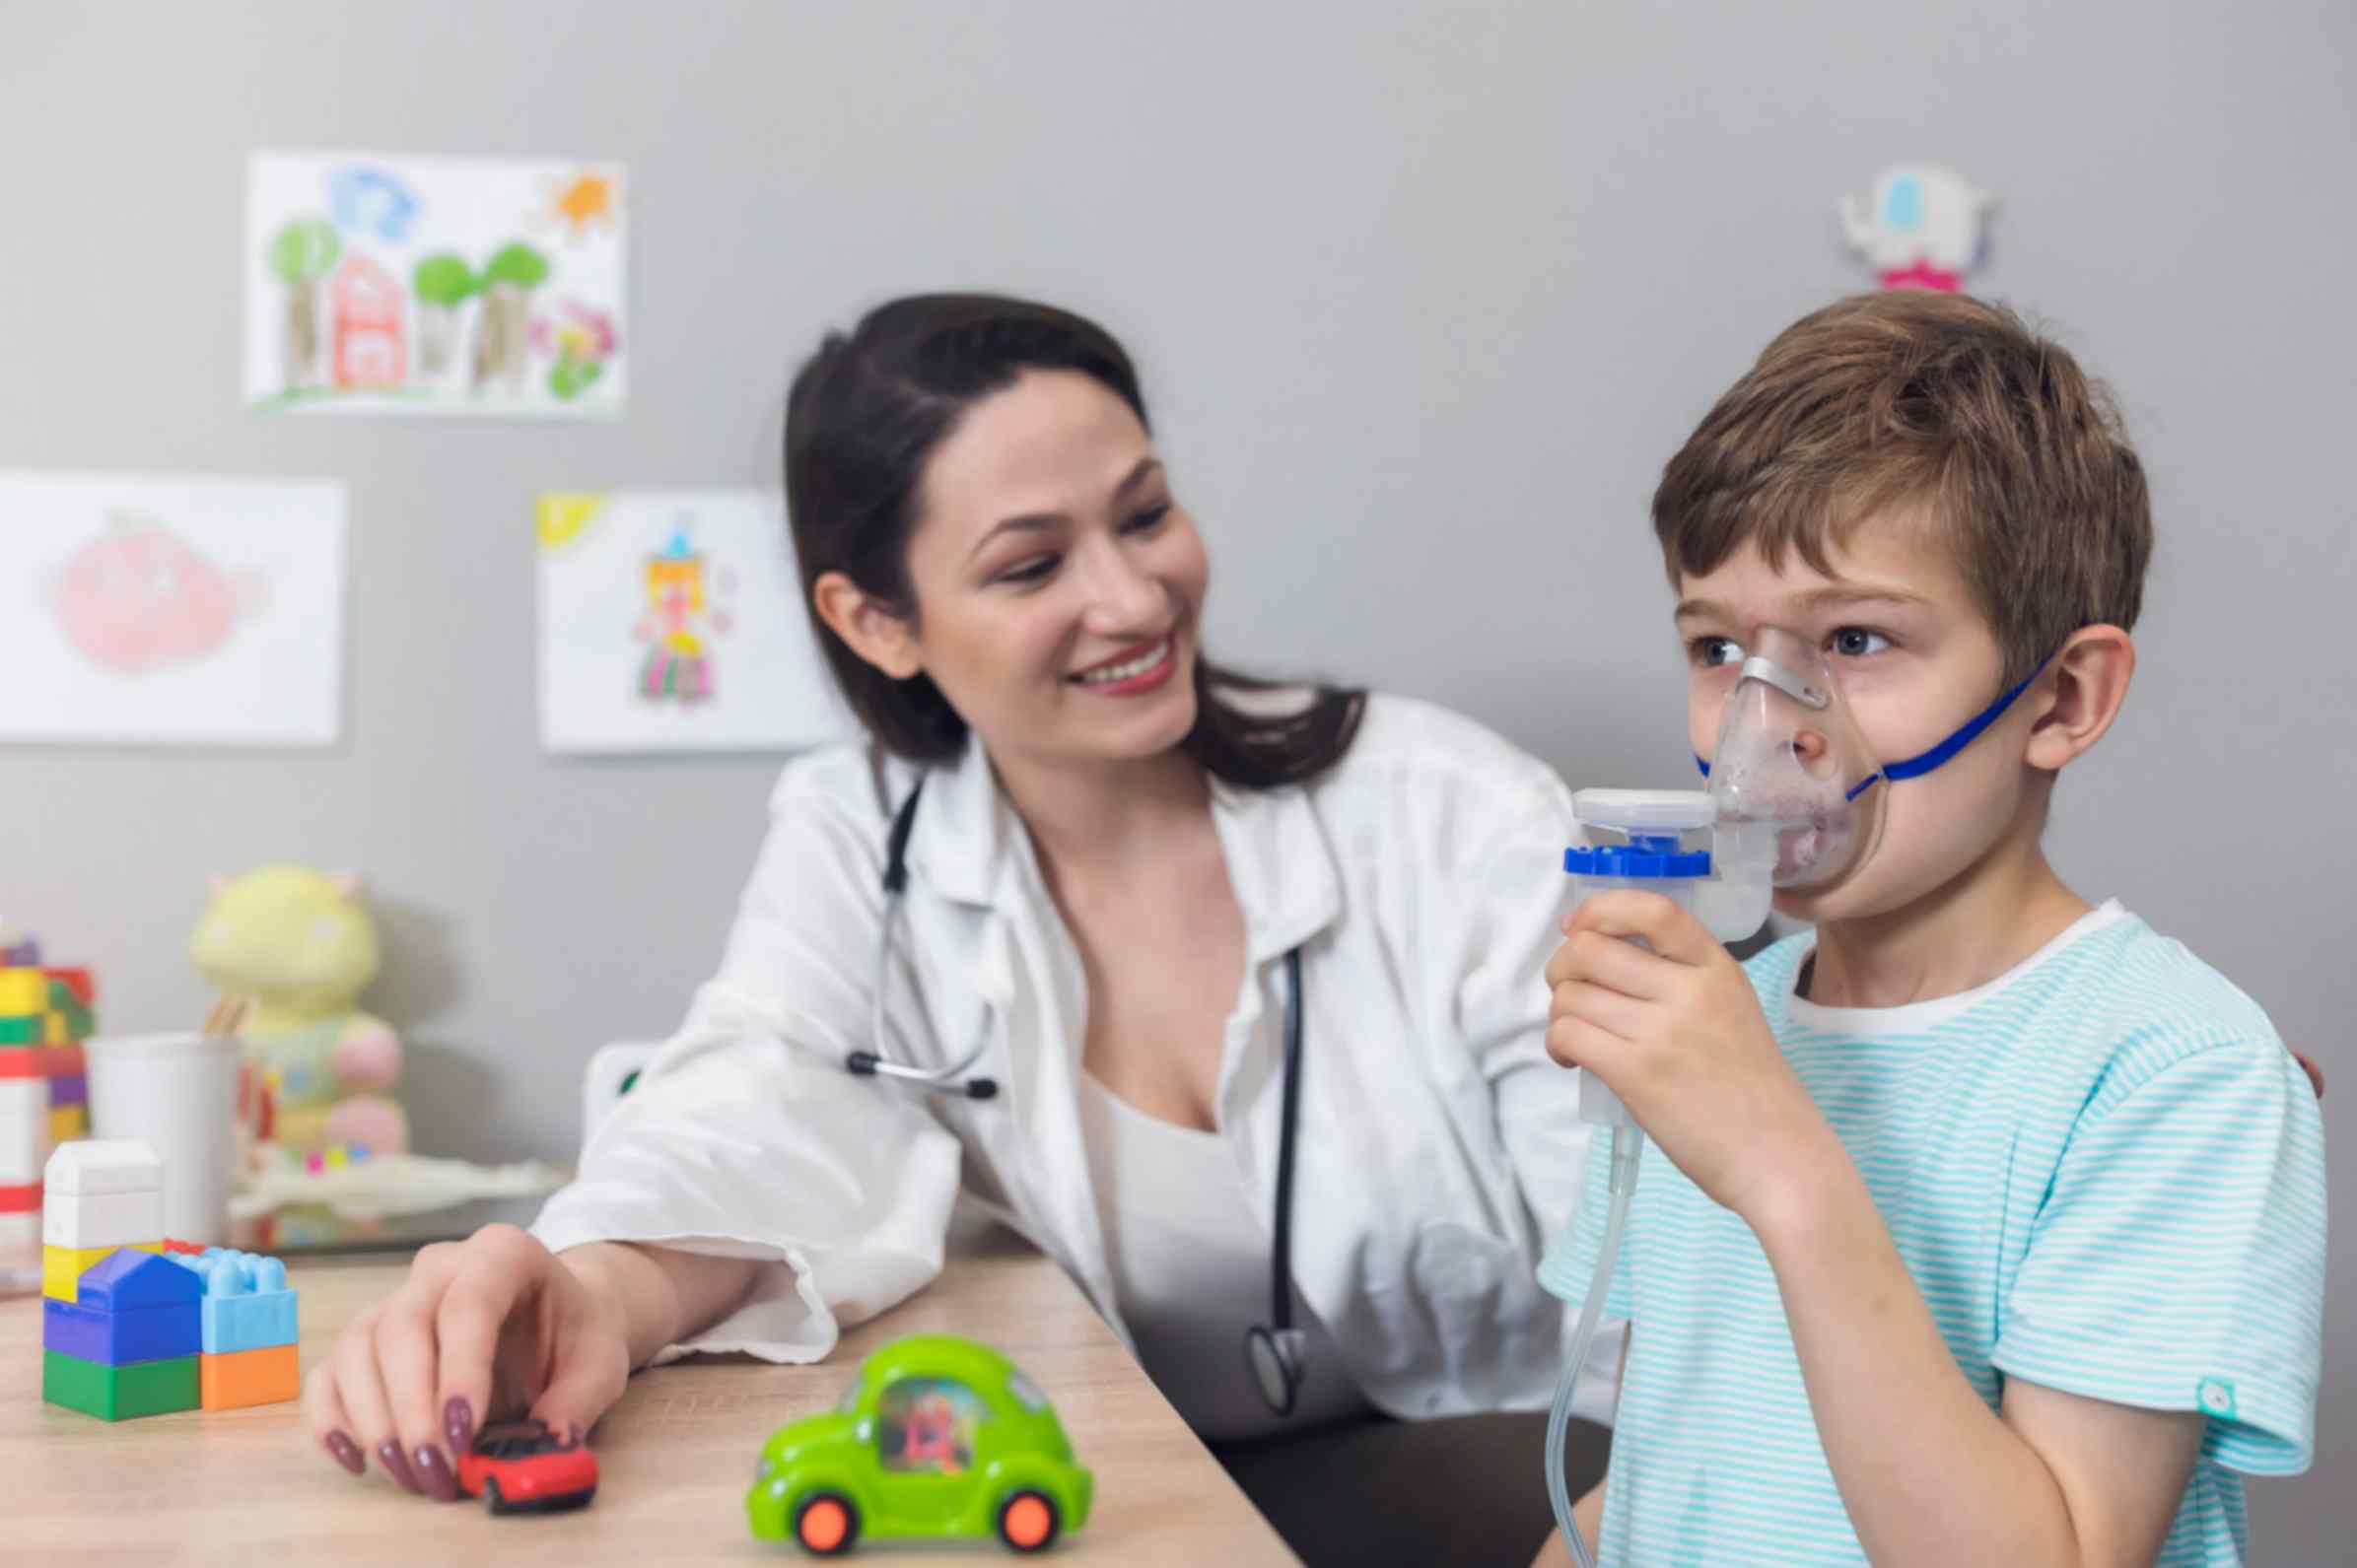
[530,758,963,1367]
[1438,751,1629,1414]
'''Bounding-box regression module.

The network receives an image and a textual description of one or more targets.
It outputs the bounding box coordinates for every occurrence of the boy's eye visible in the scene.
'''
[1691,636,1745,668]
[1828,627,1891,657]
[1119,502,1172,535]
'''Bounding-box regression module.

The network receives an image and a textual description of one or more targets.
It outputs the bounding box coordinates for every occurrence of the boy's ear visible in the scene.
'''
[811,570,924,681]
[2024,626,2135,773]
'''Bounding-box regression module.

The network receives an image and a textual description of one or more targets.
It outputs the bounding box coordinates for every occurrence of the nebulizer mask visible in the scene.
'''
[1543,627,1887,1567]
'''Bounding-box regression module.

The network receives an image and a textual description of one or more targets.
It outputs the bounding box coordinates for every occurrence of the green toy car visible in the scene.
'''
[747,1333,1093,1556]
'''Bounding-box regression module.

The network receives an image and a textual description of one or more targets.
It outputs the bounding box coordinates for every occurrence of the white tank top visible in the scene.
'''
[1076,1071,1376,1441]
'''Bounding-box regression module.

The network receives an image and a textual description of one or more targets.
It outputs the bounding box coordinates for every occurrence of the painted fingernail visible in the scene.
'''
[413,1443,459,1502]
[377,1438,422,1495]
[444,1397,474,1454]
[324,1430,366,1475]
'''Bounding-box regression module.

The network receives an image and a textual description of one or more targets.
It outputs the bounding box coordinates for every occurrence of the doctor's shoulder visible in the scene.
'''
[746,739,906,890]
[1303,692,1573,837]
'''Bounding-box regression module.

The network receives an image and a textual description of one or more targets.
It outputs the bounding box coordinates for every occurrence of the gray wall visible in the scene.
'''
[3,1,2346,1553]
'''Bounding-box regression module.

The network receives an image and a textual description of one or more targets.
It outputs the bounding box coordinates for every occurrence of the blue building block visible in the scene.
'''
[79,1249,201,1311]
[42,1249,203,1365]
[42,1296,200,1364]
[178,1248,299,1354]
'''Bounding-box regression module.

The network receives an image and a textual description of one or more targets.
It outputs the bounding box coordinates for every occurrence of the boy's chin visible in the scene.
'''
[1769,876,1897,928]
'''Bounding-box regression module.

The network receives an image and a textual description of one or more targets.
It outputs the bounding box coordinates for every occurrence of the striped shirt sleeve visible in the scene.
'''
[1990,1038,2326,1474]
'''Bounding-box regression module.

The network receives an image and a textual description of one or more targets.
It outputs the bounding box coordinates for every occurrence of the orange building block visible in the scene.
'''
[201,1344,300,1411]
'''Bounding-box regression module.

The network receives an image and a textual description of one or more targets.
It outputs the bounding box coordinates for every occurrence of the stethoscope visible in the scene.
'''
[845,777,1312,1417]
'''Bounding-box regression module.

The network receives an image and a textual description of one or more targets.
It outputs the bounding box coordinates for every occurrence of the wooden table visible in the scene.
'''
[0,1226,1297,1565]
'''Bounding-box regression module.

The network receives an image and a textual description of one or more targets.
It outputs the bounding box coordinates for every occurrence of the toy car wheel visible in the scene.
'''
[997,1489,1061,1554]
[483,1477,509,1516]
[794,1491,860,1556]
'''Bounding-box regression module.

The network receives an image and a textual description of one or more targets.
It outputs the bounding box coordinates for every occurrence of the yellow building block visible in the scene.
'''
[43,1011,66,1046]
[48,1103,87,1142]
[42,1240,163,1303]
[0,969,46,1015]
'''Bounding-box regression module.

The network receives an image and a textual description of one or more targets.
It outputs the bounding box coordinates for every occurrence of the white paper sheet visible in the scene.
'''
[244,150,626,418]
[0,472,346,745]
[536,490,855,754]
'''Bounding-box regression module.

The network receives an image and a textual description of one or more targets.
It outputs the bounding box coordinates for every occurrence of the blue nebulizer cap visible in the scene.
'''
[1564,789,1716,881]
[1561,836,1711,878]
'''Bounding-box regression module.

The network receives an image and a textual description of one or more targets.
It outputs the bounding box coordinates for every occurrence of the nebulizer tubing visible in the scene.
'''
[1545,1122,1642,1568]
[1545,629,1882,1565]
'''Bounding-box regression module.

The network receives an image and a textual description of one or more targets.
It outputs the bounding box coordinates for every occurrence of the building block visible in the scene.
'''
[45,967,95,1010]
[0,1046,43,1078]
[184,1249,299,1353]
[2,1078,48,1184]
[42,1350,200,1420]
[80,1247,202,1310]
[44,977,93,1039]
[49,1104,87,1142]
[1,1180,37,1213]
[44,1294,200,1365]
[46,1139,163,1194]
[42,1012,66,1045]
[201,1343,300,1410]
[0,1210,35,1248]
[50,1070,87,1106]
[42,1185,164,1249]
[42,1139,165,1250]
[0,1017,38,1045]
[0,969,47,1014]
[43,1241,162,1303]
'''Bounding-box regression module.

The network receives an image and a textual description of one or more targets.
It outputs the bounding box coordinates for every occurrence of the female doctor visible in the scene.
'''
[307,295,1615,1563]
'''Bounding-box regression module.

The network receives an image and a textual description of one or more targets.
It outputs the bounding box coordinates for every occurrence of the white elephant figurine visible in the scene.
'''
[1841,166,1993,293]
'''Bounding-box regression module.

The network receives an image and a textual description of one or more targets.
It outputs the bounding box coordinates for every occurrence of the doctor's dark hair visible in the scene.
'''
[784,294,1364,786]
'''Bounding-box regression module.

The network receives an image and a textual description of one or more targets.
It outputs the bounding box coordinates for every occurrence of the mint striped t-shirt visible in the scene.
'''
[1539,902,2326,1567]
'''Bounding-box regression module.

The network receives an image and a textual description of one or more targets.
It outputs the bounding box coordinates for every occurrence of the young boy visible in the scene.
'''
[1537,292,2325,1566]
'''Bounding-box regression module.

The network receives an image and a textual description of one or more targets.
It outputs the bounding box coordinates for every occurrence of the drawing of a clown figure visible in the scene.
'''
[634,526,729,703]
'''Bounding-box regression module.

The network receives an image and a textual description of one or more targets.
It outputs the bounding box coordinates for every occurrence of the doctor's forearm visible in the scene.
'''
[559,1241,761,1369]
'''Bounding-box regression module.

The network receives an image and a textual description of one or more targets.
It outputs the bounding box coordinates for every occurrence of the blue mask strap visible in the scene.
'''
[1876,649,2056,782]
[1694,648,2058,790]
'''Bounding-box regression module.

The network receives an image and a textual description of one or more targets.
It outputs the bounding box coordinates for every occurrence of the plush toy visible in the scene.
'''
[188,866,410,1155]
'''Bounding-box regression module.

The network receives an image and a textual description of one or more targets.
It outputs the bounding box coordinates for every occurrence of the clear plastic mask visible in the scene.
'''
[1704,626,1885,889]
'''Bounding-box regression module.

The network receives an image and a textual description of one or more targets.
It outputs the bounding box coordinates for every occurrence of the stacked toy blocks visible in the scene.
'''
[39,1140,193,1419]
[0,949,97,1251]
[37,1139,301,1420]
[190,1249,301,1409]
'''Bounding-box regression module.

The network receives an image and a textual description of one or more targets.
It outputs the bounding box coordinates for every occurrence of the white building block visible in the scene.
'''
[42,1185,166,1249]
[0,1078,50,1185]
[0,1209,38,1248]
[43,1137,162,1195]
[41,1138,164,1249]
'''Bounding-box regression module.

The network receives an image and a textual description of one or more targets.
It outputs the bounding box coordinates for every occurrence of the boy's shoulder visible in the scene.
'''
[1745,908,2287,1091]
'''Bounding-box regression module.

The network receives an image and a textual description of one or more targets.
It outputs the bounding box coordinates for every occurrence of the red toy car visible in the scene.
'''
[456,1419,599,1515]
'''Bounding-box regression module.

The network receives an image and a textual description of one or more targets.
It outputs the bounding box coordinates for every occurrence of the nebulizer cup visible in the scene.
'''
[1544,630,1884,1566]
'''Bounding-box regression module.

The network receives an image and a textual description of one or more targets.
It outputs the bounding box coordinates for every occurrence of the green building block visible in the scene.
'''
[42,1350,200,1420]
[0,1016,41,1044]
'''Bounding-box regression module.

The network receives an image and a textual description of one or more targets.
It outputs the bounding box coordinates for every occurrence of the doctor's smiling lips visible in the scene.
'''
[1068,635,1178,698]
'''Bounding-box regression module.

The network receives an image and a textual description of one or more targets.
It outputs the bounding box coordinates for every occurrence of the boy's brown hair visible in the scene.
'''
[1653,292,2152,684]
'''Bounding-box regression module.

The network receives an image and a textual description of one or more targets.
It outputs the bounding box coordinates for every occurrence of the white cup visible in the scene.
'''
[82,1032,241,1246]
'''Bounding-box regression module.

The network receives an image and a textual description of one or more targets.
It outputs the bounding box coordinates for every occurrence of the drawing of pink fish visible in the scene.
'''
[54,514,265,673]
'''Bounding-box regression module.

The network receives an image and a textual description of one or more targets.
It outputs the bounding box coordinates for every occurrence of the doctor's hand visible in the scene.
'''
[1544,890,1845,1228]
[305,1224,630,1501]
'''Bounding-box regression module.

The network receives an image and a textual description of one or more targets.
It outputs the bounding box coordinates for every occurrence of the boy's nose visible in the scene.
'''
[1791,725,1835,776]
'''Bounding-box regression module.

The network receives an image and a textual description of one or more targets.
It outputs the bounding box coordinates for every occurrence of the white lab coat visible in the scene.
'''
[531,694,1620,1422]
